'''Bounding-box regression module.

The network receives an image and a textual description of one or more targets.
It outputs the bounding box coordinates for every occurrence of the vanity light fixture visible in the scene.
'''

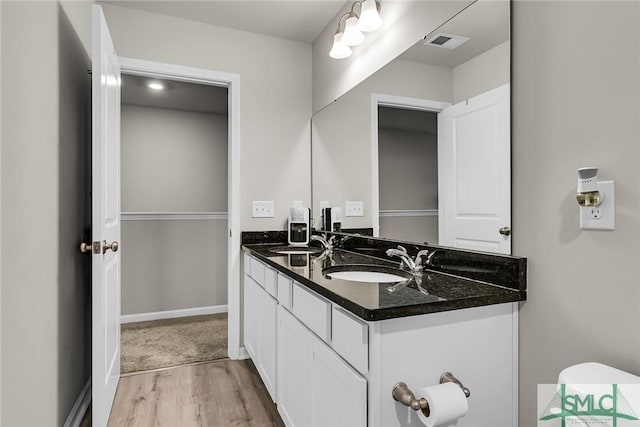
[329,1,382,59]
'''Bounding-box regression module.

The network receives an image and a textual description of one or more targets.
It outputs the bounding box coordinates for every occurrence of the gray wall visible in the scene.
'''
[378,125,438,244]
[121,220,228,314]
[102,4,312,231]
[121,105,228,314]
[121,105,227,212]
[453,40,510,103]
[513,2,640,425]
[0,1,92,425]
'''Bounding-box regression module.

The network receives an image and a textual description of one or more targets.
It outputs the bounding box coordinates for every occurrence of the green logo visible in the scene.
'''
[539,384,639,426]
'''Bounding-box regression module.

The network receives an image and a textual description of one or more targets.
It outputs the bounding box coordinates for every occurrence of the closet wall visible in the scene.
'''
[121,104,228,316]
[378,108,438,244]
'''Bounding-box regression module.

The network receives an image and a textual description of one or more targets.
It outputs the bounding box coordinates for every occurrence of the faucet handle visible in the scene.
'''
[395,245,408,255]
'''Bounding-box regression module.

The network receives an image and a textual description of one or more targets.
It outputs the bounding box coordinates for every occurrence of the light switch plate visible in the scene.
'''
[252,201,275,218]
[580,181,614,230]
[345,201,364,217]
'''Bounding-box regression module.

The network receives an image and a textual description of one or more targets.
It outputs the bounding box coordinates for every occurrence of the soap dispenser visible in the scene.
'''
[288,207,310,246]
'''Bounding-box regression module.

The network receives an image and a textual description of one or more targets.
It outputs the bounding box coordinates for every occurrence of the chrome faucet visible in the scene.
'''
[310,234,336,251]
[386,246,417,271]
[387,246,437,273]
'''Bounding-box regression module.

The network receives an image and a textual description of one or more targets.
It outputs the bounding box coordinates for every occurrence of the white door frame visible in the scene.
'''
[370,94,451,237]
[118,57,243,359]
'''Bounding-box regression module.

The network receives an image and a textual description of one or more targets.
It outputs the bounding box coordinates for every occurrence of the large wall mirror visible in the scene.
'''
[311,0,511,254]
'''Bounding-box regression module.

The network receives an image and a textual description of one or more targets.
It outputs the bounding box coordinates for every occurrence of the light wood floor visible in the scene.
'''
[106,359,285,426]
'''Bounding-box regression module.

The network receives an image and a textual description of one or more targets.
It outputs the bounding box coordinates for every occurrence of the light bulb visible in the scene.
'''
[148,82,164,90]
[329,33,352,59]
[342,15,365,46]
[357,0,383,32]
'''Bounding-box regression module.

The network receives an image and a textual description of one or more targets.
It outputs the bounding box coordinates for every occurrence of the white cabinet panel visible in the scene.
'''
[331,307,369,374]
[251,258,265,286]
[258,289,277,400]
[277,273,293,309]
[310,336,367,427]
[264,266,278,298]
[243,252,252,277]
[292,282,331,342]
[243,274,259,359]
[277,306,311,427]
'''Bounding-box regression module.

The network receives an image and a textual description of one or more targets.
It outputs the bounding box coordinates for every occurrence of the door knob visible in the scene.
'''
[102,240,119,254]
[499,226,511,236]
[80,241,101,254]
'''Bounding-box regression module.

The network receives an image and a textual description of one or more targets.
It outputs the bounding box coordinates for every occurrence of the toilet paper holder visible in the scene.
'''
[392,372,471,417]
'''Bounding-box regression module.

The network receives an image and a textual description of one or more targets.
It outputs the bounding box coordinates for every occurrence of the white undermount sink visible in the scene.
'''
[325,270,408,283]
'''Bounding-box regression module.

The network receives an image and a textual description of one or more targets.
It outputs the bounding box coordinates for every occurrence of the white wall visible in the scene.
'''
[312,59,452,229]
[513,2,640,425]
[1,1,92,424]
[121,105,228,315]
[312,0,473,113]
[101,4,312,231]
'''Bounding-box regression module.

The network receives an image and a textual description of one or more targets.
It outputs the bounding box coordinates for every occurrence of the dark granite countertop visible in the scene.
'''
[242,239,526,321]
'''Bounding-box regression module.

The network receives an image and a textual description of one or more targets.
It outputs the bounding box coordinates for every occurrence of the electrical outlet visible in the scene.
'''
[589,207,603,219]
[252,201,274,218]
[345,201,364,217]
[580,181,614,230]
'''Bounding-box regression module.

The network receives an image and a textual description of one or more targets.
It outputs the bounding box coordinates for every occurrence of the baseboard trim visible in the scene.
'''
[120,305,228,324]
[237,346,250,360]
[63,379,91,427]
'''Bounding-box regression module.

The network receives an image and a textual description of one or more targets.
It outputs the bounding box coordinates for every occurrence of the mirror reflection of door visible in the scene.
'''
[378,106,438,244]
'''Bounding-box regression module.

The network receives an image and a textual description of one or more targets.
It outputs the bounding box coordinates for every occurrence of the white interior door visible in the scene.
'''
[438,84,510,254]
[92,5,121,426]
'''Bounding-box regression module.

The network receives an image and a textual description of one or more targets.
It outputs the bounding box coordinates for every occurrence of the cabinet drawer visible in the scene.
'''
[292,283,331,342]
[331,307,368,374]
[277,274,292,309]
[243,252,252,276]
[250,256,265,286]
[264,267,277,298]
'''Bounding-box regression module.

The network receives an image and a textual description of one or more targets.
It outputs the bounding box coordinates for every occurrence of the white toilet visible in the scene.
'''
[557,362,640,424]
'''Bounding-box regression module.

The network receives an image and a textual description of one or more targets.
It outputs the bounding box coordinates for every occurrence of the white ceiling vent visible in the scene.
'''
[424,33,470,50]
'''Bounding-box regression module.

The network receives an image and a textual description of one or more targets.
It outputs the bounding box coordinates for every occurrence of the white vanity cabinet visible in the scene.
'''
[243,250,519,427]
[244,252,367,427]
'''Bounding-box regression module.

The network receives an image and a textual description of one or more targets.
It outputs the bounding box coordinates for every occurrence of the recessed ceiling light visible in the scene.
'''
[148,82,164,90]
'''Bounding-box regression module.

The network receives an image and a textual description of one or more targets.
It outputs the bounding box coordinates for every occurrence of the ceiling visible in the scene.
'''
[121,74,229,114]
[399,0,509,68]
[100,0,348,44]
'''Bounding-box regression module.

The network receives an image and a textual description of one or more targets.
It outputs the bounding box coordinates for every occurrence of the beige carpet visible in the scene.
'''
[121,313,228,373]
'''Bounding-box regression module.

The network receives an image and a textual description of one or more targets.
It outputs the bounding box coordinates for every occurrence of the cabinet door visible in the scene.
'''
[243,275,259,359]
[258,289,277,400]
[310,337,367,427]
[277,307,311,427]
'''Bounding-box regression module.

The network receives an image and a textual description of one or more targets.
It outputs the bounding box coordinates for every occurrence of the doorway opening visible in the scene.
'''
[117,58,241,373]
[377,105,439,244]
[370,94,450,241]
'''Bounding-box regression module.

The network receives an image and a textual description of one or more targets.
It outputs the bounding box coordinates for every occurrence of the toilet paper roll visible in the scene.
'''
[416,382,469,427]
